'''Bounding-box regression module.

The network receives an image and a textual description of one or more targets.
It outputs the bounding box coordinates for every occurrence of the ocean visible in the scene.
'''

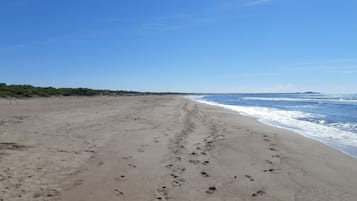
[191,93,357,158]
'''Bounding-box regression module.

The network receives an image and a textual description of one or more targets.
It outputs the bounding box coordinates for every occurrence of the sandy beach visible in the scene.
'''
[1,95,357,201]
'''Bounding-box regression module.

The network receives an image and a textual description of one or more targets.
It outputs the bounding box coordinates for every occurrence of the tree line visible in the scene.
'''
[0,83,143,98]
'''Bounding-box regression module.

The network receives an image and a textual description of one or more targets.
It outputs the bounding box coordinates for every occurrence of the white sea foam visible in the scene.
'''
[242,97,357,104]
[189,96,357,153]
[330,122,357,132]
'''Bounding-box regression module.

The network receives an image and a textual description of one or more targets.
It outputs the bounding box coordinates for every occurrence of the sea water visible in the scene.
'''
[191,93,357,158]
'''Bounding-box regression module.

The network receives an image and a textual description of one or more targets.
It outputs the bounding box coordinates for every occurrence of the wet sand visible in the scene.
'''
[1,96,357,201]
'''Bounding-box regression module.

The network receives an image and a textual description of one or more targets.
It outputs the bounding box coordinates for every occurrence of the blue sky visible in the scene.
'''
[1,0,356,93]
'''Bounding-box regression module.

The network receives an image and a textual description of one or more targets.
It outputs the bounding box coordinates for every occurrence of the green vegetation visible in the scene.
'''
[0,83,144,98]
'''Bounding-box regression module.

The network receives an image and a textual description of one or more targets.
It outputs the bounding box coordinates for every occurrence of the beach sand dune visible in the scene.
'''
[0,96,356,201]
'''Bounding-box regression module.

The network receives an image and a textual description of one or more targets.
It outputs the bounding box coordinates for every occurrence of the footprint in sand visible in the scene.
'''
[128,163,137,168]
[263,168,280,173]
[268,147,277,151]
[96,161,104,167]
[206,186,217,194]
[156,186,168,200]
[200,171,210,177]
[73,179,83,187]
[244,174,255,181]
[189,159,200,165]
[114,189,124,196]
[154,137,160,143]
[252,190,265,197]
[263,135,271,142]
[171,178,185,187]
[202,160,210,165]
[165,164,173,168]
[265,160,273,164]
[113,175,126,182]
[122,155,133,160]
[138,144,148,152]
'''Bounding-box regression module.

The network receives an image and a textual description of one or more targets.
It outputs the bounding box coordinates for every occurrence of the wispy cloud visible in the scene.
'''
[247,0,273,6]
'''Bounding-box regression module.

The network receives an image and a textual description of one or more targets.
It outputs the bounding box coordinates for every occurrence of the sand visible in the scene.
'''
[0,95,356,201]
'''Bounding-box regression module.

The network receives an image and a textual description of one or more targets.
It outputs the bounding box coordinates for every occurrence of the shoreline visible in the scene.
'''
[1,96,356,201]
[190,96,357,159]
